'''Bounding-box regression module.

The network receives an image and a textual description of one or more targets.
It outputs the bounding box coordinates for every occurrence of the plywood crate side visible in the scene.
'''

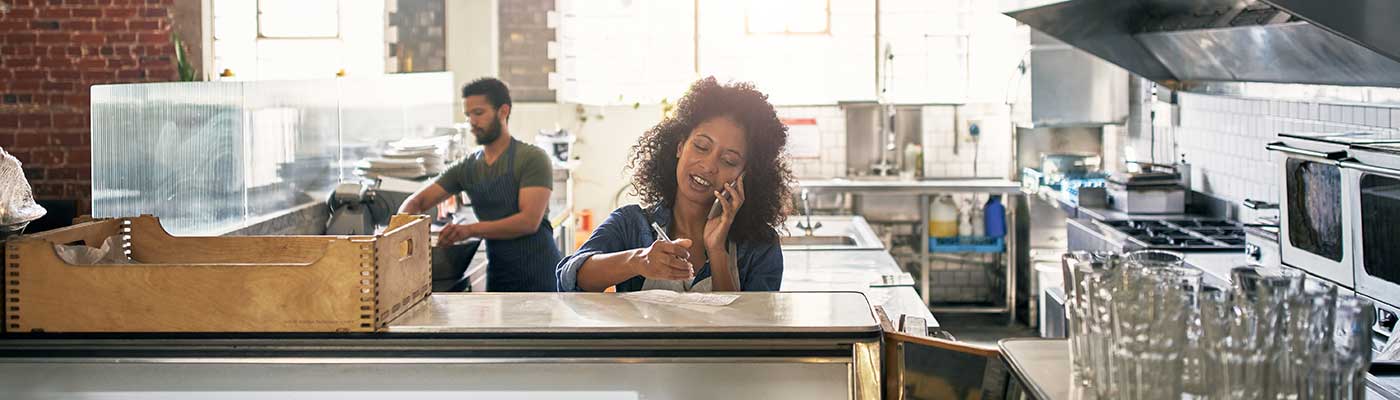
[6,215,431,333]
[372,215,433,327]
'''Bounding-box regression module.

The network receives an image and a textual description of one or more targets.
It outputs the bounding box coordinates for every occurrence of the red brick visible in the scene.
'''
[28,150,65,165]
[96,20,126,30]
[11,80,43,92]
[38,57,74,68]
[107,57,136,68]
[144,68,174,80]
[128,19,160,30]
[78,58,106,69]
[67,147,91,164]
[0,20,29,31]
[109,33,136,43]
[51,133,85,146]
[64,94,89,107]
[72,8,102,18]
[136,33,167,44]
[3,8,37,19]
[18,113,51,129]
[81,70,115,83]
[5,58,38,68]
[37,8,69,19]
[115,69,143,79]
[0,115,18,129]
[63,20,95,31]
[41,81,75,91]
[54,113,88,129]
[15,70,47,81]
[0,134,13,148]
[29,20,62,31]
[6,33,37,45]
[14,133,47,147]
[104,7,138,18]
[74,33,105,45]
[51,70,81,81]
[142,45,171,56]
[47,166,85,180]
[140,7,165,17]
[37,32,70,44]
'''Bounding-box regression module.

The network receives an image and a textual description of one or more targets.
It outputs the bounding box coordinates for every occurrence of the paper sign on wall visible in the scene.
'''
[783,118,820,159]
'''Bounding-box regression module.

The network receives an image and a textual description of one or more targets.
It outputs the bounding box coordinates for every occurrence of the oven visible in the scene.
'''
[1346,146,1400,308]
[1268,138,1355,288]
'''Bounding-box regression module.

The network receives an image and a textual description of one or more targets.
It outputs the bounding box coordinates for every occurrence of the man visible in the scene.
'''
[399,77,561,292]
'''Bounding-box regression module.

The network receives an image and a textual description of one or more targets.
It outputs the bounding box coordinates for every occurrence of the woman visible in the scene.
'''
[556,77,794,292]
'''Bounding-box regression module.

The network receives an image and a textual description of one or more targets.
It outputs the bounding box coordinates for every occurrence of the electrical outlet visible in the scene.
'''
[966,119,982,142]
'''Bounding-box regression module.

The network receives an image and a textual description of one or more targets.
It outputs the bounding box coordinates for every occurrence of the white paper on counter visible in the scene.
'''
[620,290,740,307]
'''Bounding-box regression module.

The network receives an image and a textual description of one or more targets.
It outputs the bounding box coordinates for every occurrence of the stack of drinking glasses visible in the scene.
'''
[1062,250,1374,399]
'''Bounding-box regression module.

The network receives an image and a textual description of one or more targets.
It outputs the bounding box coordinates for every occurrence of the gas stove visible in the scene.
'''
[1094,219,1247,252]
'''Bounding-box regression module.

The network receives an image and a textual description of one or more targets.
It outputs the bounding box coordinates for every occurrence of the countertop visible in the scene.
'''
[387,292,880,335]
[782,249,938,328]
[998,338,1399,400]
[999,338,1078,400]
[798,178,1022,194]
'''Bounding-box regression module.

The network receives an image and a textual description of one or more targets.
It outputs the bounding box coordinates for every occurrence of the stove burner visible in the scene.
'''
[1101,218,1247,251]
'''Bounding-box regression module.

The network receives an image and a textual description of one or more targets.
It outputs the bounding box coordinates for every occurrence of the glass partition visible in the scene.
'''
[91,72,453,235]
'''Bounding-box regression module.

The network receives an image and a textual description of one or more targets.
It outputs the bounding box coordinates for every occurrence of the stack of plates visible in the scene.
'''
[354,139,451,179]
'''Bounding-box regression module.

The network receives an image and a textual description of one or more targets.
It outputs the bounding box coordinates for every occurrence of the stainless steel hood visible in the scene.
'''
[1003,0,1400,89]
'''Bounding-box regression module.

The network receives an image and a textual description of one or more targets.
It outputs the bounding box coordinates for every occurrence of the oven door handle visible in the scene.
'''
[1340,160,1400,178]
[1266,142,1347,161]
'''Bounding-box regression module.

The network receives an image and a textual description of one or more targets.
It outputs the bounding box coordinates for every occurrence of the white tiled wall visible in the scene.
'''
[1132,91,1400,222]
[779,106,848,179]
[779,103,1016,180]
[922,104,1014,179]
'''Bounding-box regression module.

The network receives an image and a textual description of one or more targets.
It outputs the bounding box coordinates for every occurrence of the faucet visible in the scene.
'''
[795,188,822,236]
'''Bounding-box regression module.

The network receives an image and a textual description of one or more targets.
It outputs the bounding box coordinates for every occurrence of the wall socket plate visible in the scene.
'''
[966,119,983,142]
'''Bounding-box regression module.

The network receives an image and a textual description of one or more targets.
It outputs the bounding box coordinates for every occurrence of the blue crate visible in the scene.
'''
[928,236,1005,253]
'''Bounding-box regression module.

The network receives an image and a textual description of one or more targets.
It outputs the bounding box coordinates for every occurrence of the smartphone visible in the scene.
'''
[709,173,744,219]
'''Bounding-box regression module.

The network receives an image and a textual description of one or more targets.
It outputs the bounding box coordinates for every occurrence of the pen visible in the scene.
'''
[650,221,694,288]
[650,221,670,242]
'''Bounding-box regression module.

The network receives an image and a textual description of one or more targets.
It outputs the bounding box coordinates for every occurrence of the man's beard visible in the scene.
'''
[473,117,503,145]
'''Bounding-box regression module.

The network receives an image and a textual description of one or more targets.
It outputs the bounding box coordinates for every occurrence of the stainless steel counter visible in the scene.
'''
[0,292,884,399]
[387,292,879,334]
[799,178,1023,194]
[999,338,1078,400]
[999,338,1397,400]
[782,249,937,328]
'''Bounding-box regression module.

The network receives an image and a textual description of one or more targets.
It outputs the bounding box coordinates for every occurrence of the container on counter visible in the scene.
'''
[929,195,959,238]
[984,195,1006,238]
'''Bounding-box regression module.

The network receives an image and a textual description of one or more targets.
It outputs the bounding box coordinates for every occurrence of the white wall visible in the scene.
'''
[446,0,498,122]
[509,103,663,215]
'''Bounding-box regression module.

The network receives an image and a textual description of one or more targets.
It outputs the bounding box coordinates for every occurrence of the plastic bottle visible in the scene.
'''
[929,195,959,238]
[958,199,974,237]
[984,195,1006,238]
[971,199,986,237]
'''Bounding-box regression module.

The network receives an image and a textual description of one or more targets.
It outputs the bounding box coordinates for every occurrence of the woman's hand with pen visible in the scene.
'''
[630,237,695,281]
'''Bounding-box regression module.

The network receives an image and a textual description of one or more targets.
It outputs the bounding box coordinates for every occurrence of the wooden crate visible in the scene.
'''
[3,214,431,333]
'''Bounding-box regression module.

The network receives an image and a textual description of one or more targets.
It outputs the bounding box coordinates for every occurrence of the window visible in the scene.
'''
[258,0,340,39]
[211,0,382,81]
[746,0,830,34]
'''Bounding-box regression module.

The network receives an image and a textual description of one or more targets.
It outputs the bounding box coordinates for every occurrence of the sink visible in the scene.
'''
[781,235,858,246]
[781,215,885,251]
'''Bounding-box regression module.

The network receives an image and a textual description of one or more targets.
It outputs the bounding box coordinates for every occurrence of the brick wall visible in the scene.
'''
[498,0,553,101]
[0,0,179,213]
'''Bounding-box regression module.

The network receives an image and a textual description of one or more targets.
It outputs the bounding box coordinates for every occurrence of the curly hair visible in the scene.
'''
[628,77,794,244]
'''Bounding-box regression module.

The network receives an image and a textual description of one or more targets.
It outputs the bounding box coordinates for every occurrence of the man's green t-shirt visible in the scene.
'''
[435,138,555,196]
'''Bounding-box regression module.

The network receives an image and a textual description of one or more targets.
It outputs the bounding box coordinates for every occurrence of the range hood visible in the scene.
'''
[1003,0,1400,89]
